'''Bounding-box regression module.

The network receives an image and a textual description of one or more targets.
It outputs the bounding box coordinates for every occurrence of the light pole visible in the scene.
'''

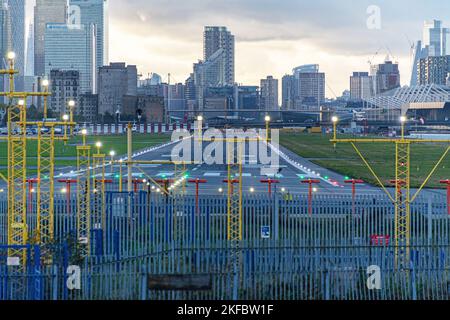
[260,178,280,196]
[119,159,123,192]
[68,100,75,123]
[265,115,271,144]
[42,79,49,119]
[197,115,203,144]
[109,150,116,174]
[7,52,15,93]
[95,141,102,155]
[440,180,450,215]
[81,128,88,146]
[301,178,320,215]
[188,178,208,215]
[344,179,364,216]
[62,113,69,142]
[400,115,407,139]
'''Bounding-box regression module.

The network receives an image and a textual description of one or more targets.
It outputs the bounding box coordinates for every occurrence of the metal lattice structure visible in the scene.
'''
[36,125,55,245]
[332,118,450,269]
[92,153,106,232]
[226,140,243,300]
[394,142,410,268]
[7,100,28,265]
[77,136,91,257]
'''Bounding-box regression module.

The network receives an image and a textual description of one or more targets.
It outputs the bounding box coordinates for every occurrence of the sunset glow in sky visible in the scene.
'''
[26,0,450,97]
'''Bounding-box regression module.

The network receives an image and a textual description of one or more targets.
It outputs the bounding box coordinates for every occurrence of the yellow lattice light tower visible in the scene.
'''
[35,123,55,245]
[92,141,106,234]
[77,129,91,256]
[1,53,76,259]
[331,116,450,269]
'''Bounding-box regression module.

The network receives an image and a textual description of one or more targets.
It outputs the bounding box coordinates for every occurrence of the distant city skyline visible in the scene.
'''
[24,0,450,98]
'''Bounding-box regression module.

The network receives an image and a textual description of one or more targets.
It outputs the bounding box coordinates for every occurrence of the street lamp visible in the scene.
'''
[109,150,116,174]
[68,100,75,123]
[95,141,102,154]
[62,114,69,121]
[7,51,15,61]
[331,116,339,141]
[81,128,88,146]
[41,79,49,118]
[264,115,271,143]
[197,115,203,143]
[18,99,25,106]
[400,116,407,139]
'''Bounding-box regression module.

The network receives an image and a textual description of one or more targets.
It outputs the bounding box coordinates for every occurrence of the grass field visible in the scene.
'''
[0,133,170,176]
[280,132,450,188]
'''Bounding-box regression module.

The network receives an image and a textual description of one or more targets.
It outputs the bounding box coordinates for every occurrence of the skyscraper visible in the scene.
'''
[260,76,279,110]
[417,56,450,85]
[411,20,450,85]
[44,23,96,94]
[25,23,33,76]
[69,0,109,68]
[6,0,25,90]
[293,64,325,107]
[370,59,400,94]
[34,0,67,77]
[281,75,295,110]
[350,72,374,101]
[203,26,234,85]
[0,2,11,100]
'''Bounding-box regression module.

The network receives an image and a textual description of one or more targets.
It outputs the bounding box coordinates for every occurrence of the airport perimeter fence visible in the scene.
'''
[0,192,449,300]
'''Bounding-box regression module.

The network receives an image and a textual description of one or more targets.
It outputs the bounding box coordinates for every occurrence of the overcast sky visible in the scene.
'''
[27,0,450,97]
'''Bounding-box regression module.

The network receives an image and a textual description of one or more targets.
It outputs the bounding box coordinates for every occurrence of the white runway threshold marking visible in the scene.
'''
[204,172,221,177]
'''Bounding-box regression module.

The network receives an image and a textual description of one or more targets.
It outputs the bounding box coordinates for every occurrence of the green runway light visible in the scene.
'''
[324,176,329,180]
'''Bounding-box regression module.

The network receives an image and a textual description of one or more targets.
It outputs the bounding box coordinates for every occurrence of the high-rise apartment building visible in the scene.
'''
[44,23,96,94]
[203,26,234,85]
[49,69,80,115]
[418,55,450,85]
[281,75,295,110]
[370,60,400,94]
[350,72,374,101]
[282,65,325,109]
[260,76,278,110]
[69,0,109,68]
[411,20,450,85]
[294,65,325,107]
[97,62,137,116]
[34,0,67,77]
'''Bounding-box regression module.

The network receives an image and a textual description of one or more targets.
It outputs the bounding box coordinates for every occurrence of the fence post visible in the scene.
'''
[273,192,279,241]
[427,197,432,246]
[52,265,58,300]
[140,266,147,301]
[410,262,417,300]
[324,269,330,300]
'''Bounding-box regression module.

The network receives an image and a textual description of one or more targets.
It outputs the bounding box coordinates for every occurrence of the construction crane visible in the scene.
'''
[331,116,450,270]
